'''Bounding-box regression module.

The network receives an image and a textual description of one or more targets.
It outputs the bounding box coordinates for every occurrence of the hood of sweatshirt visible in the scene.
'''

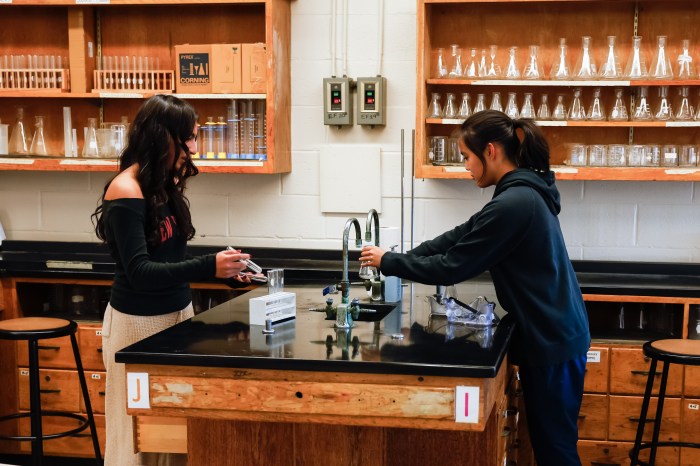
[493,169,561,215]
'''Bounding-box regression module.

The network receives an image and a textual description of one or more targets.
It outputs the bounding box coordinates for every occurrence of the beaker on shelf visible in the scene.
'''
[202,116,216,158]
[679,145,698,167]
[240,100,256,160]
[654,86,673,121]
[429,136,447,164]
[489,92,503,112]
[443,93,458,119]
[536,94,551,120]
[448,44,463,78]
[505,47,520,79]
[551,94,568,121]
[551,38,571,80]
[607,144,627,166]
[485,45,501,78]
[435,48,448,78]
[586,88,605,121]
[624,36,648,79]
[567,143,587,166]
[29,115,48,156]
[599,36,622,79]
[214,116,226,158]
[520,93,536,119]
[574,36,596,79]
[505,92,520,119]
[568,88,586,120]
[227,101,240,159]
[675,87,693,121]
[588,145,607,166]
[474,94,486,113]
[609,88,629,121]
[458,93,472,119]
[649,36,673,79]
[8,107,28,155]
[464,48,479,78]
[428,93,443,118]
[82,117,100,158]
[523,45,543,79]
[632,86,653,121]
[676,39,695,79]
[628,145,646,167]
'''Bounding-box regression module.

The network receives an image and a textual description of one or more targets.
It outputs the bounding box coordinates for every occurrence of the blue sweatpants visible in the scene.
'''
[518,354,587,466]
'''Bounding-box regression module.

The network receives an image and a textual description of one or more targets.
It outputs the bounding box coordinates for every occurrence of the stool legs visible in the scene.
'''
[27,338,44,466]
[649,360,670,465]
[70,332,103,465]
[630,357,658,466]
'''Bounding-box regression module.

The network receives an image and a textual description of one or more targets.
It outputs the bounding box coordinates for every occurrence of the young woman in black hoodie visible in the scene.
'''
[360,110,590,466]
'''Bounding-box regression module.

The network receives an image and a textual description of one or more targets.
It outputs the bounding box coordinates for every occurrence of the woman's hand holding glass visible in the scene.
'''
[215,249,251,281]
[359,245,386,270]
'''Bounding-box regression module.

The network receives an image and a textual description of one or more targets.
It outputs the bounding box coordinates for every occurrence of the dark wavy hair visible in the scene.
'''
[459,109,550,173]
[92,94,199,246]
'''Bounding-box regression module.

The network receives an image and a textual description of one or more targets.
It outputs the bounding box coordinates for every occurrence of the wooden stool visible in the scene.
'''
[630,339,700,466]
[0,317,102,466]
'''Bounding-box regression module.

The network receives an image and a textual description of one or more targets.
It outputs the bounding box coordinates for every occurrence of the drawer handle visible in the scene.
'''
[577,414,587,420]
[500,426,512,437]
[505,407,518,416]
[39,389,61,394]
[99,391,105,396]
[37,345,61,351]
[630,370,660,377]
[628,416,655,423]
[97,348,103,354]
[591,462,621,466]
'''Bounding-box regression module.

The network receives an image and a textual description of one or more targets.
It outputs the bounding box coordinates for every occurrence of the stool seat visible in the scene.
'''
[0,317,76,340]
[644,339,700,365]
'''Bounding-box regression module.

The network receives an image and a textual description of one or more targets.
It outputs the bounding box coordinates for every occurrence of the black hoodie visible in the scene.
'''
[381,168,590,366]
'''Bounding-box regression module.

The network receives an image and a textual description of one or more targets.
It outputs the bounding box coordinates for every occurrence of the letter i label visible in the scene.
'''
[455,386,479,423]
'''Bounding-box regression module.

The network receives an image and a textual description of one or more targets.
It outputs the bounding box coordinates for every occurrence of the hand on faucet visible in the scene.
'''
[359,245,386,269]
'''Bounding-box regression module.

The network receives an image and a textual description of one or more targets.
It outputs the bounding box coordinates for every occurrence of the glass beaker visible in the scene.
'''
[587,88,605,121]
[490,92,503,112]
[111,124,126,158]
[520,93,536,119]
[588,144,607,166]
[599,36,622,79]
[429,93,443,118]
[435,48,448,78]
[448,44,463,78]
[679,145,699,167]
[464,48,479,78]
[444,93,458,118]
[505,92,520,119]
[661,145,678,166]
[536,94,551,120]
[523,45,543,79]
[643,145,661,166]
[29,115,48,156]
[632,86,653,121]
[649,36,673,79]
[574,36,596,79]
[254,99,267,161]
[458,93,472,119]
[624,36,648,79]
[654,86,673,121]
[486,45,501,78]
[474,94,486,113]
[568,88,586,120]
[429,136,447,164]
[505,47,520,79]
[448,137,463,163]
[551,94,567,121]
[551,38,571,80]
[609,88,629,121]
[607,144,627,166]
[628,144,646,166]
[8,107,28,155]
[675,87,693,120]
[82,117,100,157]
[359,241,379,280]
[676,39,695,79]
[567,143,587,166]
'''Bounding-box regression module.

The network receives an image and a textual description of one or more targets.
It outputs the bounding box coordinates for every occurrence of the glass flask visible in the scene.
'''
[650,36,673,79]
[609,88,629,121]
[551,94,568,121]
[29,115,48,155]
[448,44,463,78]
[359,243,379,280]
[486,45,501,78]
[458,93,472,119]
[435,48,448,78]
[632,86,653,121]
[505,92,520,119]
[464,48,479,78]
[429,93,443,118]
[568,88,586,120]
[505,47,520,79]
[8,107,28,155]
[478,49,488,77]
[82,117,100,157]
[551,38,571,80]
[599,36,622,79]
[444,93,458,118]
[654,86,673,121]
[676,39,695,79]
[624,36,648,79]
[574,36,596,79]
[490,92,503,112]
[536,94,551,120]
[520,93,536,119]
[523,45,543,79]
[474,93,486,113]
[676,87,693,120]
[226,101,240,159]
[586,88,605,121]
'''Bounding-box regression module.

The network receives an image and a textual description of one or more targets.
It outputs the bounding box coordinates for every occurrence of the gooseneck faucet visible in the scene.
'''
[341,217,363,304]
[365,208,380,246]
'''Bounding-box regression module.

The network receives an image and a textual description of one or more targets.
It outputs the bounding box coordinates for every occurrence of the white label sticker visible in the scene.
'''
[126,372,150,409]
[91,373,101,380]
[454,386,480,424]
[689,403,699,410]
[20,370,29,376]
[587,350,601,363]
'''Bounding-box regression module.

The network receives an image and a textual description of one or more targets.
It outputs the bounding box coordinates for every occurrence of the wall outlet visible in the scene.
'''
[323,77,354,126]
[356,76,386,127]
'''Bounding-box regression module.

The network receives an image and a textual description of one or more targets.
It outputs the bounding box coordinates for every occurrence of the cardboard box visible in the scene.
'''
[241,43,267,93]
[174,44,241,94]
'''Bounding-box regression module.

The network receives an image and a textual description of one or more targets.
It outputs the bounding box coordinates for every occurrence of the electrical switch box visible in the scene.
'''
[357,76,386,126]
[323,77,353,126]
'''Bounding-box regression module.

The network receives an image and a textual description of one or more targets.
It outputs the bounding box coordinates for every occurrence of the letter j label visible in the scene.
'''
[127,372,150,409]
[454,386,479,423]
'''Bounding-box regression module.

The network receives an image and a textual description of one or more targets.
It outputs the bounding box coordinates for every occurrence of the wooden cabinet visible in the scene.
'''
[0,0,291,175]
[416,0,700,181]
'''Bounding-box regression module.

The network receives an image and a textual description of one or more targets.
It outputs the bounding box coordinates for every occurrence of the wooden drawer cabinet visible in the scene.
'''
[609,347,682,396]
[585,347,609,393]
[578,439,679,466]
[80,371,106,415]
[16,335,75,370]
[19,414,105,457]
[608,395,681,443]
[681,398,700,465]
[684,366,700,397]
[78,326,105,371]
[578,394,608,440]
[18,368,80,413]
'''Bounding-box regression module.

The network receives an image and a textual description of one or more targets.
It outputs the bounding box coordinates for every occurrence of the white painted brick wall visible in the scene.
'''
[0,0,699,262]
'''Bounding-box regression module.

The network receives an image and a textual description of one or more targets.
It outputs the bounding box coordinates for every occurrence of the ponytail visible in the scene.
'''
[512,119,550,173]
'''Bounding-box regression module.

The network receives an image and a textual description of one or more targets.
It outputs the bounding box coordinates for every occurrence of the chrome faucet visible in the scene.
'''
[341,217,362,304]
[365,208,380,246]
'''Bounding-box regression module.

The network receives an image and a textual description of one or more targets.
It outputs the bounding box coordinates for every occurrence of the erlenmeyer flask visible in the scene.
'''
[520,93,536,119]
[551,94,568,121]
[448,44,463,78]
[29,115,48,155]
[444,93,458,118]
[568,88,586,120]
[650,36,673,79]
[486,45,501,78]
[505,92,519,119]
[599,36,622,79]
[478,49,488,77]
[523,45,543,79]
[632,86,653,121]
[474,94,486,113]
[490,92,503,112]
[609,88,629,121]
[676,86,693,120]
[359,243,379,280]
[458,93,472,119]
[574,36,596,79]
[82,117,100,157]
[654,86,673,120]
[8,107,28,154]
[505,47,520,79]
[435,48,448,78]
[429,93,443,118]
[587,88,605,121]
[676,39,695,79]
[624,36,648,79]
[464,48,479,78]
[536,94,551,120]
[551,38,571,80]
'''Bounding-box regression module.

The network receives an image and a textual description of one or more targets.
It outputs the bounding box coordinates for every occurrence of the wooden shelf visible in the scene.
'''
[427,118,700,127]
[426,78,700,87]
[6,0,264,5]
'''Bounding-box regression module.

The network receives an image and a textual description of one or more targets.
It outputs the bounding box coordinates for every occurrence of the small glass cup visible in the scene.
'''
[267,269,284,294]
[627,144,646,166]
[607,144,627,166]
[643,145,661,166]
[661,145,679,166]
[429,136,447,164]
[448,137,463,164]
[567,143,587,166]
[679,145,699,167]
[588,144,607,166]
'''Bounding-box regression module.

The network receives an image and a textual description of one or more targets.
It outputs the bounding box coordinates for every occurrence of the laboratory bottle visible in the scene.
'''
[505,47,520,79]
[458,93,472,119]
[254,99,267,161]
[82,117,100,157]
[536,94,551,120]
[428,93,443,118]
[522,45,543,79]
[568,88,586,120]
[214,116,226,159]
[477,49,488,77]
[486,45,501,78]
[8,107,28,154]
[29,115,48,155]
[226,101,240,159]
[624,36,648,79]
[435,48,448,78]
[609,88,629,121]
[489,92,503,112]
[505,93,520,119]
[448,44,463,78]
[676,39,695,79]
[464,48,478,78]
[654,86,673,121]
[586,88,605,121]
[443,93,457,118]
[474,94,486,113]
[551,95,568,121]
[574,36,596,79]
[520,93,536,119]
[649,36,673,79]
[632,87,653,121]
[675,87,693,120]
[551,38,571,80]
[599,36,622,79]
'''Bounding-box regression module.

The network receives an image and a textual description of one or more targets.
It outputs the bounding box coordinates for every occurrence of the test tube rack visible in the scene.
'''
[92,69,174,93]
[0,68,70,92]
